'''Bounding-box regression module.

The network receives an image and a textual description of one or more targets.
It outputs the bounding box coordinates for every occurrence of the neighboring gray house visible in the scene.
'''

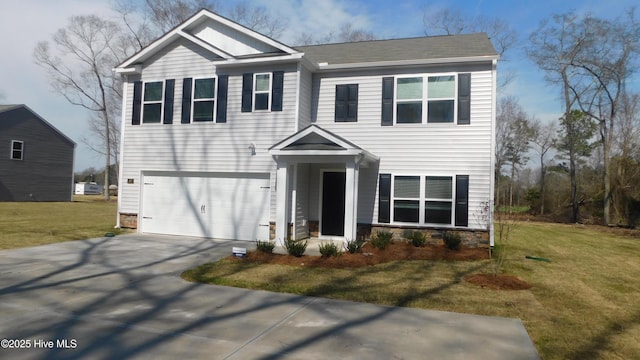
[0,105,75,201]
[115,9,498,246]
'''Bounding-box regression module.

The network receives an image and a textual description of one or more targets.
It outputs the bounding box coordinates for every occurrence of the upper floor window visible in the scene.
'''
[10,140,23,160]
[254,73,271,111]
[335,84,358,122]
[142,81,164,123]
[192,77,216,122]
[241,71,284,113]
[382,73,470,126]
[396,74,456,124]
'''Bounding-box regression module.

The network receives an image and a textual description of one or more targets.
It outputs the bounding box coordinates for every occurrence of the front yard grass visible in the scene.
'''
[0,195,128,249]
[183,222,640,360]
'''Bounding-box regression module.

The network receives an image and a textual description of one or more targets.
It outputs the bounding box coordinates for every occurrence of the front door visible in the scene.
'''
[321,171,346,236]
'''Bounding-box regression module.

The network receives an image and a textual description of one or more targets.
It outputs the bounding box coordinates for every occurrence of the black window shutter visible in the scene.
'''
[181,78,192,124]
[335,85,347,122]
[458,73,471,125]
[132,81,142,125]
[455,175,469,227]
[378,174,391,223]
[163,79,175,124]
[271,71,284,112]
[241,73,253,112]
[347,84,358,122]
[381,77,394,126]
[216,75,228,123]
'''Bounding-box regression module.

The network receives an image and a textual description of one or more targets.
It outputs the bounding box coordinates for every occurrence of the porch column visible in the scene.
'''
[344,160,360,241]
[275,161,290,245]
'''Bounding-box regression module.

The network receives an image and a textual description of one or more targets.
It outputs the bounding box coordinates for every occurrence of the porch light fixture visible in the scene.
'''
[249,142,256,156]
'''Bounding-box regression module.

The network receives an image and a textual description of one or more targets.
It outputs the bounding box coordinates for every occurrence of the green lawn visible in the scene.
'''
[0,195,128,249]
[183,222,640,360]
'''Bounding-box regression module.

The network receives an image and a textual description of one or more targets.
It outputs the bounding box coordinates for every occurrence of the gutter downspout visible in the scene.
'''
[114,74,128,229]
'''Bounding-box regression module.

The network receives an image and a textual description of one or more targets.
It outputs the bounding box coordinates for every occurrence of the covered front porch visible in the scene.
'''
[269,125,379,244]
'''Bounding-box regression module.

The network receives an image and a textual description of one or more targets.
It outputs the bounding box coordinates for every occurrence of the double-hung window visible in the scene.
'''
[192,78,216,122]
[396,77,423,123]
[10,140,23,160]
[392,175,454,225]
[427,76,455,123]
[254,73,271,111]
[393,74,459,124]
[425,176,453,224]
[142,81,164,123]
[393,176,420,222]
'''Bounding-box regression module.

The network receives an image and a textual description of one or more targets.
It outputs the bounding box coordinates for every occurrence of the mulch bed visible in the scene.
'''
[227,241,532,290]
[229,241,489,269]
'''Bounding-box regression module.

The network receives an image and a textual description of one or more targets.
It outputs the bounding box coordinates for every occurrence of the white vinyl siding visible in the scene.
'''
[119,39,298,220]
[310,65,494,230]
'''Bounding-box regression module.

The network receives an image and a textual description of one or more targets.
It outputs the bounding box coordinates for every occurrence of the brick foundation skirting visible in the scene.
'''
[119,213,138,229]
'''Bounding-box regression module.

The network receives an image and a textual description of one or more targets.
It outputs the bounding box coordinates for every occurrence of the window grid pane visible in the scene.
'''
[428,76,455,99]
[426,176,452,199]
[255,74,270,92]
[394,176,420,198]
[194,78,215,99]
[425,201,452,224]
[144,82,163,101]
[143,103,161,123]
[193,101,214,122]
[394,200,419,223]
[397,77,423,100]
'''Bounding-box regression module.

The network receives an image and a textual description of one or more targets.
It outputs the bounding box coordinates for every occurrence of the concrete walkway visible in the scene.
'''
[0,234,539,359]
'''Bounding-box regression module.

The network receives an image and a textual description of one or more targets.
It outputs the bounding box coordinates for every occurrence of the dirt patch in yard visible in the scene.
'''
[464,274,533,290]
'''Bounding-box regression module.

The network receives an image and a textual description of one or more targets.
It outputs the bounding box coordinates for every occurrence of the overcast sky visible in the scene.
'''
[1,0,638,172]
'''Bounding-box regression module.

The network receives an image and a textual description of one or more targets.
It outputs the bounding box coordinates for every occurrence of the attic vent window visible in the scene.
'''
[10,140,23,160]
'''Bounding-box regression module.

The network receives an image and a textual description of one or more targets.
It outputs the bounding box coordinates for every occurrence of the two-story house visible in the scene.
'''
[0,104,75,201]
[115,9,498,247]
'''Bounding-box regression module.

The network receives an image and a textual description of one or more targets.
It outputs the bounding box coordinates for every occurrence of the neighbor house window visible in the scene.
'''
[254,73,271,111]
[142,81,164,123]
[425,176,453,224]
[393,176,420,222]
[391,175,454,225]
[393,73,458,124]
[10,140,23,160]
[192,77,216,122]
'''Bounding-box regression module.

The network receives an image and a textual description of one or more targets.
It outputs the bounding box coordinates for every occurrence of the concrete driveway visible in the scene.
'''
[0,234,539,359]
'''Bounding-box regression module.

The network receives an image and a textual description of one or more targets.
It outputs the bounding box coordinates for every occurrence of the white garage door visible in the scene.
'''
[140,172,270,241]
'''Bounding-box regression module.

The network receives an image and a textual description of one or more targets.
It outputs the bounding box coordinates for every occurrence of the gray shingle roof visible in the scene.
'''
[294,33,497,65]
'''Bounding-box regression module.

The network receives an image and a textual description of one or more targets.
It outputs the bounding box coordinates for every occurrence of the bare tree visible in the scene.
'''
[495,97,533,208]
[566,9,640,225]
[530,119,557,215]
[227,1,287,39]
[295,22,376,45]
[142,0,220,33]
[34,15,129,200]
[423,8,517,87]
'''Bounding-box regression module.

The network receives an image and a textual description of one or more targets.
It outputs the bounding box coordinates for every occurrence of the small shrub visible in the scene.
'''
[345,238,365,254]
[284,238,308,257]
[404,230,427,247]
[370,230,393,250]
[256,239,275,254]
[443,231,462,250]
[319,241,342,258]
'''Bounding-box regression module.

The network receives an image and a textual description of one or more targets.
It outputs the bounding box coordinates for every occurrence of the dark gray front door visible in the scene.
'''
[321,171,346,236]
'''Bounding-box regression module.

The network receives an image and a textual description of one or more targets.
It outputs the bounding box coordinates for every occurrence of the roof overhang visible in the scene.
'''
[312,55,500,71]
